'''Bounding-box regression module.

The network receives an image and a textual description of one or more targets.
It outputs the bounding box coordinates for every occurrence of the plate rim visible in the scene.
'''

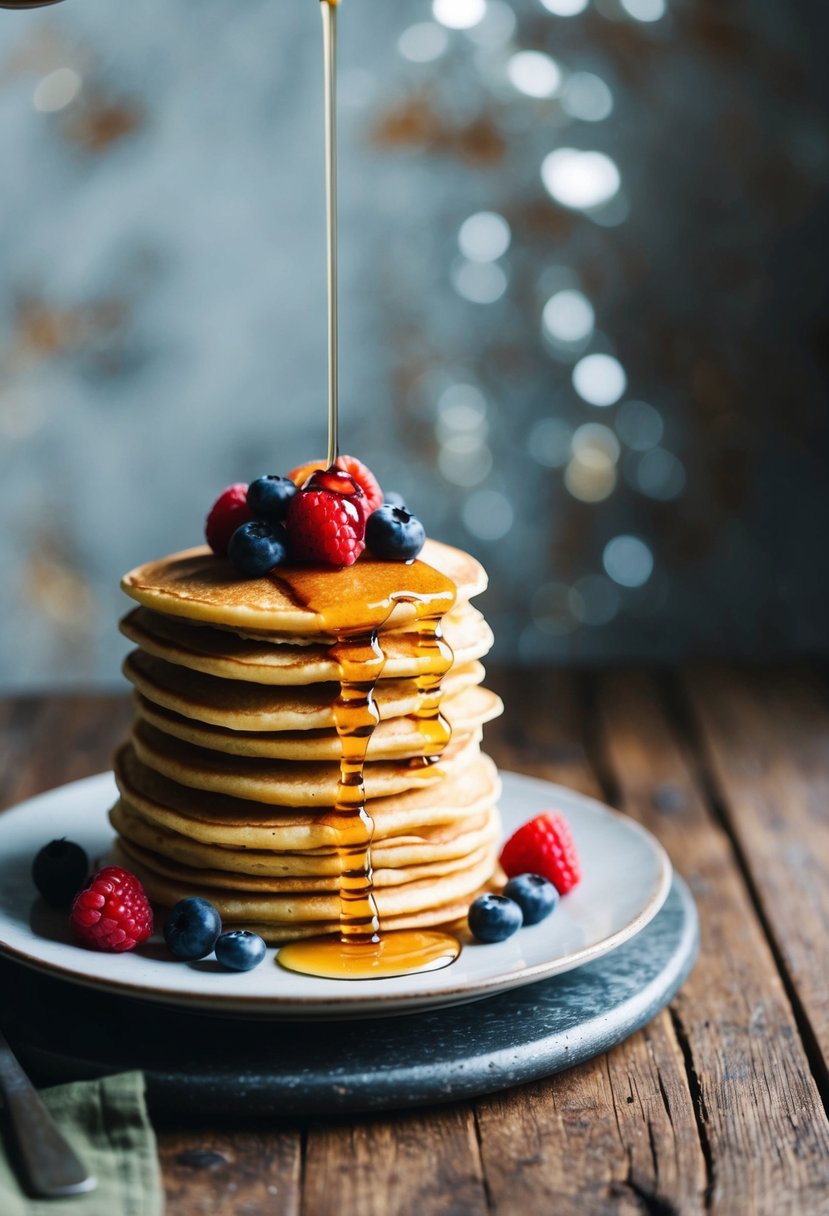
[0,769,673,1018]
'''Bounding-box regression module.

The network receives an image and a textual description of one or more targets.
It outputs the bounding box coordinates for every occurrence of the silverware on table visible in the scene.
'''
[0,1027,97,1198]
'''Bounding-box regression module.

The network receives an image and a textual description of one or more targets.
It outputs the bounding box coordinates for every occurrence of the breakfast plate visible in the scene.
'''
[0,770,672,1018]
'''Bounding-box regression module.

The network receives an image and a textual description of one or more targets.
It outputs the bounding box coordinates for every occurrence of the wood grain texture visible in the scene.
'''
[595,670,829,1215]
[159,1128,300,1216]
[303,1108,489,1216]
[2,673,829,1216]
[683,665,829,1083]
[476,671,707,1216]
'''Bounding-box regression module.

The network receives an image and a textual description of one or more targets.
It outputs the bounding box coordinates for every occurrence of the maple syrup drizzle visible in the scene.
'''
[276,567,462,979]
[276,4,462,981]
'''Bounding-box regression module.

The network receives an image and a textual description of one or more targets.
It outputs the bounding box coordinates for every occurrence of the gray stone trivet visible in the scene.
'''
[1,877,697,1117]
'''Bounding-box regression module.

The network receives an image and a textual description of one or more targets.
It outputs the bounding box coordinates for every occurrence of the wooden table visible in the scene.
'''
[2,666,829,1215]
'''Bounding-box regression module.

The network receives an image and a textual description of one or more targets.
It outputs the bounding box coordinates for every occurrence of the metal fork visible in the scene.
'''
[0,1027,96,1198]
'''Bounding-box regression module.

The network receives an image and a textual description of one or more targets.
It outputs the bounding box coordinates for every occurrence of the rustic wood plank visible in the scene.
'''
[302,1108,489,1216]
[159,1128,301,1216]
[595,670,829,1215]
[474,670,707,1216]
[0,693,132,809]
[682,665,829,1085]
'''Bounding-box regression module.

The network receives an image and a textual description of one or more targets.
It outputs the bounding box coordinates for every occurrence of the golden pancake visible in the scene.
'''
[114,744,501,849]
[121,539,485,634]
[109,798,500,879]
[122,649,484,732]
[111,828,498,894]
[131,718,481,806]
[119,603,494,686]
[132,685,503,761]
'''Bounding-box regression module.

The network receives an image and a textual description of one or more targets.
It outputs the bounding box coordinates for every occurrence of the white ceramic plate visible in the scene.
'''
[0,770,671,1018]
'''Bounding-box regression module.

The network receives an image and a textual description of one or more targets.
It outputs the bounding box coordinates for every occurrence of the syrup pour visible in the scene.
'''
[276,3,462,980]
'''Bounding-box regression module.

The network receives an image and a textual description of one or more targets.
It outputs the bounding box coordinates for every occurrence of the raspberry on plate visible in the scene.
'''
[499,813,582,896]
[286,474,367,567]
[288,455,383,517]
[70,865,154,953]
[206,484,254,557]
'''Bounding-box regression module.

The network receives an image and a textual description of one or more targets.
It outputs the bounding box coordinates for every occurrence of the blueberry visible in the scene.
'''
[365,505,426,561]
[228,520,287,577]
[383,491,408,509]
[164,897,222,961]
[247,476,297,525]
[503,874,559,925]
[215,930,267,972]
[32,839,89,908]
[468,894,523,943]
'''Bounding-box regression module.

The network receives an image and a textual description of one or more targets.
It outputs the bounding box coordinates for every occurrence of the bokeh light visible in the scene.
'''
[432,0,486,30]
[398,23,449,63]
[615,400,664,450]
[464,0,516,47]
[527,417,572,467]
[541,149,621,211]
[562,72,614,122]
[572,353,627,406]
[438,434,493,486]
[507,51,562,99]
[451,259,508,303]
[531,581,582,635]
[458,212,511,262]
[620,0,667,22]
[33,68,82,114]
[542,289,595,344]
[540,0,589,15]
[632,447,686,499]
[461,489,514,540]
[572,574,620,625]
[603,536,654,587]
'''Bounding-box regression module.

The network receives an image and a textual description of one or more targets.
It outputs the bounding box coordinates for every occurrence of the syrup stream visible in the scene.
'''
[320,0,339,468]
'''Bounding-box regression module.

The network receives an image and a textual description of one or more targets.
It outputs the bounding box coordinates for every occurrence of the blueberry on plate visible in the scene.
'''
[468,893,523,943]
[503,873,560,925]
[365,505,426,561]
[247,475,297,525]
[164,897,222,961]
[215,930,267,972]
[32,839,89,908]
[228,520,288,577]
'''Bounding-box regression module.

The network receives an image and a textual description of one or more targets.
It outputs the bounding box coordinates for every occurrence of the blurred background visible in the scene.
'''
[0,0,827,688]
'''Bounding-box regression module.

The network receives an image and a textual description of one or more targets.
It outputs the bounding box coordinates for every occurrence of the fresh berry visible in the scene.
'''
[164,897,222,961]
[288,455,383,516]
[286,480,366,567]
[228,520,288,577]
[503,873,560,925]
[468,893,523,943]
[215,930,267,971]
[206,484,254,557]
[365,505,426,561]
[500,813,581,896]
[70,866,153,953]
[32,839,89,908]
[247,475,297,525]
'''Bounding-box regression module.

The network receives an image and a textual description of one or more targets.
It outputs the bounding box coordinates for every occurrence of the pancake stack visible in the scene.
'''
[111,538,503,943]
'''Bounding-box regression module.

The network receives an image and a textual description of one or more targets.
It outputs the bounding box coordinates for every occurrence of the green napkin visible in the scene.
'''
[0,1072,162,1216]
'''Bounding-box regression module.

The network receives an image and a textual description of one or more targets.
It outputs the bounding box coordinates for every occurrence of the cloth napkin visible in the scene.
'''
[0,1071,162,1216]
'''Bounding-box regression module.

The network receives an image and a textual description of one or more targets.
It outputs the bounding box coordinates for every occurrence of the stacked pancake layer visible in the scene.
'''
[114,539,503,942]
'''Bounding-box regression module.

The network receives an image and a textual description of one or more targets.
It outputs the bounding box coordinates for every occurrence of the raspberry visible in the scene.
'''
[499,813,581,896]
[70,866,154,952]
[206,484,254,557]
[287,486,366,567]
[288,456,383,517]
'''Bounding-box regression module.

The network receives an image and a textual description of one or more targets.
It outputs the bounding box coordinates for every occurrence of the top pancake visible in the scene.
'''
[121,539,487,635]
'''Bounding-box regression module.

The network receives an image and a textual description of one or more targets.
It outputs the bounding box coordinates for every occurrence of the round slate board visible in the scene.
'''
[0,877,697,1117]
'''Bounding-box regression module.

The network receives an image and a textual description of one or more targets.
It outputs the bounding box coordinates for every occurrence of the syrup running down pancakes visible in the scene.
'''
[113,538,503,960]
